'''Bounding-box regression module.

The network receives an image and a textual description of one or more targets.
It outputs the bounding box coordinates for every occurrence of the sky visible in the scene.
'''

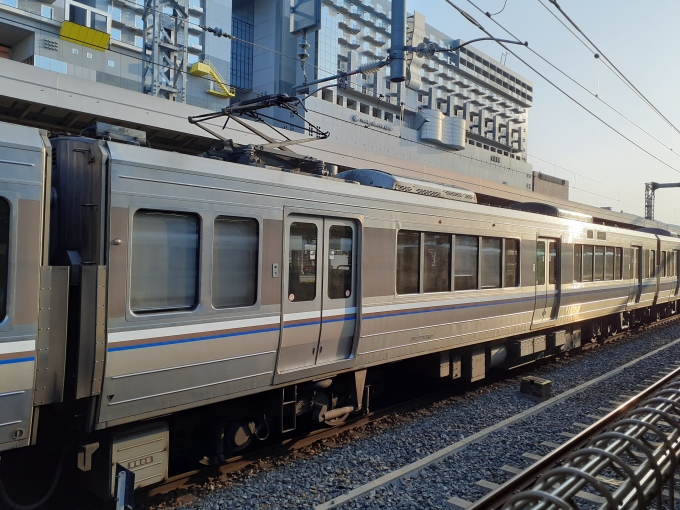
[408,0,680,225]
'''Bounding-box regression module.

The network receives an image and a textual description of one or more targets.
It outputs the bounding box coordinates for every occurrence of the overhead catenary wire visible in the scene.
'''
[469,0,680,156]
[441,0,680,178]
[546,0,680,137]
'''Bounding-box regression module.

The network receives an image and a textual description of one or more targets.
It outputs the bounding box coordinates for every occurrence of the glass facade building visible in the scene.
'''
[230,0,254,91]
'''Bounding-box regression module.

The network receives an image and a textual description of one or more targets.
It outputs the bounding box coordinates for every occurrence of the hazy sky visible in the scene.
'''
[408,0,680,225]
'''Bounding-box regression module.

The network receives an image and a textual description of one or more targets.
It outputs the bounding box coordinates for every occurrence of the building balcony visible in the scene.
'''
[485,103,499,112]
[363,30,378,42]
[454,91,467,99]
[361,0,376,13]
[454,78,470,88]
[421,60,436,71]
[511,105,524,114]
[374,36,387,46]
[349,7,361,18]
[470,84,484,94]
[362,46,377,57]
[375,22,390,34]
[335,0,349,12]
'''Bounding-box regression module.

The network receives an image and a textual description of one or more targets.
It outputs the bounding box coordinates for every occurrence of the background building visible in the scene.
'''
[0,0,561,198]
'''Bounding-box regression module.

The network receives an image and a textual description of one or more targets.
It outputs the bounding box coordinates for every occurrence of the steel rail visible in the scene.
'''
[469,364,680,510]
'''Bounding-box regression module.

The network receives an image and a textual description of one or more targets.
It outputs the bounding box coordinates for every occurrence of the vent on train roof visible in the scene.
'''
[335,169,477,203]
[506,202,594,223]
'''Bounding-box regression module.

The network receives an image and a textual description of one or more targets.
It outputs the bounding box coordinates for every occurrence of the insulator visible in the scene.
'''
[358,60,386,75]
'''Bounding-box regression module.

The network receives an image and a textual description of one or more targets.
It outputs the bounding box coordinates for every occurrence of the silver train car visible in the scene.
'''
[0,120,678,501]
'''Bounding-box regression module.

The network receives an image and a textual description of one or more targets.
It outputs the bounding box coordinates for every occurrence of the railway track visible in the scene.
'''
[115,313,680,510]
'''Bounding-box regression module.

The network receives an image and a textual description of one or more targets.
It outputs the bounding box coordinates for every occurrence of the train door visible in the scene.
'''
[532,238,560,326]
[628,246,642,305]
[277,215,357,372]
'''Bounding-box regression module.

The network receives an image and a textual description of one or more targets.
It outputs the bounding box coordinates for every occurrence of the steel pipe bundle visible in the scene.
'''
[503,380,680,509]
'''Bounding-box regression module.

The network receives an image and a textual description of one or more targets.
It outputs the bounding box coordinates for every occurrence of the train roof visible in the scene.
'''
[335,169,477,204]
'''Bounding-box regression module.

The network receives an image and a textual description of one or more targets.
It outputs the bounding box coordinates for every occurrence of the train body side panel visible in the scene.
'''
[98,147,284,425]
[93,140,676,428]
[0,123,46,451]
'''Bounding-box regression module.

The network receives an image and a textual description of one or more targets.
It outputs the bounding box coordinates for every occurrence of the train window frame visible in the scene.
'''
[129,208,202,316]
[650,250,656,278]
[423,232,452,294]
[211,215,260,310]
[573,244,583,283]
[503,237,520,288]
[582,245,594,282]
[396,230,421,295]
[454,234,479,291]
[480,237,503,289]
[604,247,615,281]
[660,251,666,277]
[593,246,605,281]
[614,247,623,280]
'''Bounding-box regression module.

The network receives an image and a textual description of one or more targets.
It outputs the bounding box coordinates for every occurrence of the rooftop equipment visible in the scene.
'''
[336,169,477,203]
[506,202,593,223]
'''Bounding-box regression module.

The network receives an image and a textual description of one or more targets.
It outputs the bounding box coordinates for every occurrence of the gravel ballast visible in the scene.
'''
[143,323,680,510]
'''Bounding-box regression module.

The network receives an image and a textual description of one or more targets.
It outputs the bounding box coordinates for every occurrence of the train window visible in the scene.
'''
[582,245,594,282]
[548,241,558,285]
[631,247,639,280]
[289,222,318,302]
[130,210,200,314]
[573,244,582,283]
[643,249,650,278]
[614,247,622,280]
[650,250,656,277]
[593,246,604,281]
[504,239,520,287]
[454,235,478,290]
[212,216,258,308]
[481,238,502,289]
[0,198,8,321]
[536,241,545,285]
[604,247,614,281]
[328,225,353,299]
[661,251,667,277]
[397,230,420,294]
[423,233,451,293]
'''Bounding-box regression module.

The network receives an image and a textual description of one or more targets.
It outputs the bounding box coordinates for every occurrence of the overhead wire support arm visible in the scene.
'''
[645,182,680,221]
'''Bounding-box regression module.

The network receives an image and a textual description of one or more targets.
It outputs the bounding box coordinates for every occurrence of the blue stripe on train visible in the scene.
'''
[0,356,35,365]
